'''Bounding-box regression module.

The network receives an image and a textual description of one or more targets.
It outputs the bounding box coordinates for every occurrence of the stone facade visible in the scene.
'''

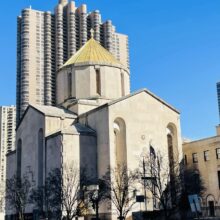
[6,38,183,220]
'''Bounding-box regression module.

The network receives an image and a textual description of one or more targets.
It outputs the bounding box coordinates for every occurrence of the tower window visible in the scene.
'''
[216,148,220,159]
[68,73,72,98]
[184,155,187,165]
[204,150,210,161]
[218,171,220,189]
[96,69,101,95]
[192,153,198,163]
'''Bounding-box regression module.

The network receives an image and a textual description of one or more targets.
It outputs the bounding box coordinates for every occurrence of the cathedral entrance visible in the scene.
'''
[209,201,215,217]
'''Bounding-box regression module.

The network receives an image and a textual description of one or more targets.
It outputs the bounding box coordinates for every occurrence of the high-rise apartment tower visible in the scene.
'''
[16,0,129,123]
[0,106,16,179]
[0,106,16,213]
[217,82,220,121]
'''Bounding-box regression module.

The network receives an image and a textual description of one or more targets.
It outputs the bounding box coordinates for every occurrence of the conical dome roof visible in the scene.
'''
[62,38,123,68]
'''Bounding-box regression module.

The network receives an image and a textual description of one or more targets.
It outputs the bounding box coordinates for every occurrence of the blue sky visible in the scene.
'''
[0,0,220,140]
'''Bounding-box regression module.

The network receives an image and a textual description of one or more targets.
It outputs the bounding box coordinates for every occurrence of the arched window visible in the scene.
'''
[121,72,125,96]
[167,134,174,174]
[167,124,178,205]
[113,118,127,167]
[96,69,101,95]
[17,139,22,179]
[166,124,179,170]
[68,73,72,98]
[38,129,44,186]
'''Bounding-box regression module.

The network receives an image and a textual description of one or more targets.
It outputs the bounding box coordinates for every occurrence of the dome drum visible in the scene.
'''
[56,38,130,106]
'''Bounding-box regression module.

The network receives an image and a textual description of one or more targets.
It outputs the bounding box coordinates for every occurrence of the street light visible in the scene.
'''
[84,185,100,220]
[141,149,157,212]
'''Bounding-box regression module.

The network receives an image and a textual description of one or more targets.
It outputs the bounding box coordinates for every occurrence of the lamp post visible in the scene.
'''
[93,185,99,220]
[85,184,100,220]
[141,153,156,212]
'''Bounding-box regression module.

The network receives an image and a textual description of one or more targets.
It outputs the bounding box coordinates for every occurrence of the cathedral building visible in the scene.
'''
[6,38,182,219]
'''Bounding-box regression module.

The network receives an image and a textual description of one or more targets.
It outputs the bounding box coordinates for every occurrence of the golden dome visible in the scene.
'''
[62,38,122,68]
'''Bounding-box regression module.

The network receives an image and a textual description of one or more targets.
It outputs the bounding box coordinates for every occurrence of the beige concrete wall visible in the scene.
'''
[79,134,97,181]
[46,134,62,173]
[108,91,182,215]
[62,133,80,168]
[183,135,220,208]
[68,101,100,115]
[108,92,182,170]
[6,107,45,215]
[16,108,45,182]
[80,91,182,177]
[45,116,75,136]
[46,131,97,185]
[79,107,111,217]
[14,108,45,214]
[79,107,110,179]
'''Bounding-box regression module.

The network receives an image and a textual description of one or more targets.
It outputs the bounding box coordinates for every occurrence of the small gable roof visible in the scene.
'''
[46,123,96,139]
[16,104,77,130]
[31,104,76,118]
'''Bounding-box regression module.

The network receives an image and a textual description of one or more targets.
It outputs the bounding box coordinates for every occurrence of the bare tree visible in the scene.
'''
[139,149,205,220]
[86,178,108,220]
[103,164,138,220]
[30,163,87,220]
[62,163,87,220]
[29,171,61,219]
[139,150,182,220]
[6,174,31,220]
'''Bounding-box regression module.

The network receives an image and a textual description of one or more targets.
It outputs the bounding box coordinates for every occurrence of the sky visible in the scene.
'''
[0,0,220,140]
